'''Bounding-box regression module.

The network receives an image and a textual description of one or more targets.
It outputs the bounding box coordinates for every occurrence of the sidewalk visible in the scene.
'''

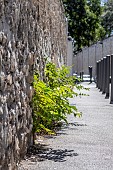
[19,82,113,170]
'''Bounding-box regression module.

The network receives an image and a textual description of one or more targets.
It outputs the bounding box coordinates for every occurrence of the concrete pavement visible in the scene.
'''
[19,82,113,170]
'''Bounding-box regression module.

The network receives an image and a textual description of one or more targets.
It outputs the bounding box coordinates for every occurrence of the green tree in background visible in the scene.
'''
[63,0,105,51]
[101,0,113,36]
[63,0,87,50]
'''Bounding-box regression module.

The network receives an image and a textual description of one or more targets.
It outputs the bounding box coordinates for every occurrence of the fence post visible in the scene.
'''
[105,55,110,99]
[102,57,106,94]
[100,59,103,92]
[88,66,92,83]
[110,54,113,104]
[98,60,101,89]
[96,61,99,88]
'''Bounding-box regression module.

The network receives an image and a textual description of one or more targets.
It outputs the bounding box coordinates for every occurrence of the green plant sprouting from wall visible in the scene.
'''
[32,62,86,135]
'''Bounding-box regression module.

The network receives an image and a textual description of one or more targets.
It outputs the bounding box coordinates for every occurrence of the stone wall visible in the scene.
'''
[0,0,67,169]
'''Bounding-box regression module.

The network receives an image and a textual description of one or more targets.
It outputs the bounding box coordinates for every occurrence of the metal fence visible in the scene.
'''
[72,36,113,104]
[96,54,113,104]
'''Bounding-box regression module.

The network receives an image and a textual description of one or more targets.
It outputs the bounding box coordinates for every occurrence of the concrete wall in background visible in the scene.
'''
[73,36,113,78]
[0,0,67,169]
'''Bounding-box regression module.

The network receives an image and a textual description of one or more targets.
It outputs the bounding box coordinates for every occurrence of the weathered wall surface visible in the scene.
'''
[73,36,113,77]
[67,37,73,76]
[0,0,67,169]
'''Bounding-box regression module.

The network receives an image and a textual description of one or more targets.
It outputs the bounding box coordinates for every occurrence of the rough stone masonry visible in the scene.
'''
[0,0,67,169]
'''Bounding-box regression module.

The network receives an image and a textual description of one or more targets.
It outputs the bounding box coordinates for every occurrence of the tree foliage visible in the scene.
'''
[101,0,113,36]
[63,0,105,51]
[32,62,85,135]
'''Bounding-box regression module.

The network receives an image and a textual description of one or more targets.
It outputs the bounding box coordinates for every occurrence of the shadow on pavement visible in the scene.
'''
[69,122,87,126]
[26,144,78,162]
[57,121,87,131]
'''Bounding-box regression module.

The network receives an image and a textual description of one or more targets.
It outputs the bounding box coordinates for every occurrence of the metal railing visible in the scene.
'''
[96,54,113,104]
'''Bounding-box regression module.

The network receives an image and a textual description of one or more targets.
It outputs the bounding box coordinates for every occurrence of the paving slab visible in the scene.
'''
[18,82,113,170]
